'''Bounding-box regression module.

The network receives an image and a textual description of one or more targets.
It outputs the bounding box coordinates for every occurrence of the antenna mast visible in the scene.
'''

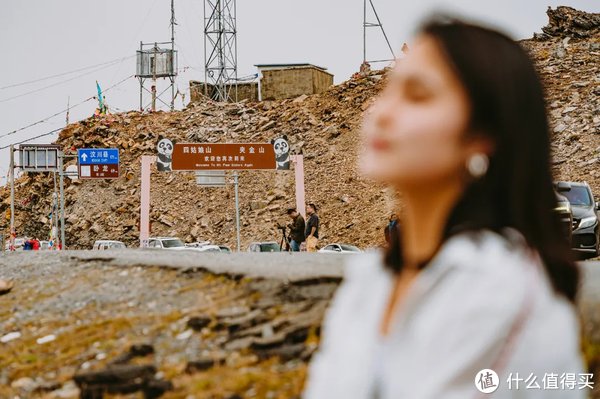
[203,0,238,102]
[363,0,396,64]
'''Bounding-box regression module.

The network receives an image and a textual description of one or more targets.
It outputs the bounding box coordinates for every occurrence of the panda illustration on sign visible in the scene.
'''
[156,137,174,172]
[271,136,290,170]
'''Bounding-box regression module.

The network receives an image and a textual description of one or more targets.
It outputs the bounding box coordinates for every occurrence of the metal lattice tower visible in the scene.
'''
[203,0,238,102]
[363,0,396,64]
[135,0,178,111]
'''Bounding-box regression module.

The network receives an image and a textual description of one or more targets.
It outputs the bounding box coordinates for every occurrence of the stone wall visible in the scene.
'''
[260,67,334,101]
[189,81,259,103]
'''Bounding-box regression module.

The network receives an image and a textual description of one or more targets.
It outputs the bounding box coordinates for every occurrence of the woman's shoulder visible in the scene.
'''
[439,227,541,278]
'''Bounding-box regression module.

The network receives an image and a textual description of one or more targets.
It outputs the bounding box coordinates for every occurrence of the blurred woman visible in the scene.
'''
[304,17,584,399]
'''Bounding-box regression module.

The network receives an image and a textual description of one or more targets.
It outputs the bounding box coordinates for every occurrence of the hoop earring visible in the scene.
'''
[466,153,489,178]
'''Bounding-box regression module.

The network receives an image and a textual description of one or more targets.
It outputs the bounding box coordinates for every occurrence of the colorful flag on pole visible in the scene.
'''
[96,81,105,114]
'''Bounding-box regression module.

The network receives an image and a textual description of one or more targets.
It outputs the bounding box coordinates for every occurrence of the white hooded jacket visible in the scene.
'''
[303,229,585,399]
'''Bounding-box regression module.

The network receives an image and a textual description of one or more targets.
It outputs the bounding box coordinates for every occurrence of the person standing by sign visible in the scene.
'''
[305,203,320,252]
[286,208,306,252]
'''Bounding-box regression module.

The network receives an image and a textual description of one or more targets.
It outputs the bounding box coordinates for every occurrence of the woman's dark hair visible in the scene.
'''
[385,18,580,302]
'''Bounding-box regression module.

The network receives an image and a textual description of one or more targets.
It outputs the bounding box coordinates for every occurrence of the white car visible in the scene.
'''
[93,240,127,250]
[319,243,362,254]
[195,244,222,252]
[148,237,187,250]
[185,242,222,252]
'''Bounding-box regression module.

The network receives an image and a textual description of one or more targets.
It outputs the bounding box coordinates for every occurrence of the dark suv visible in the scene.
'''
[554,191,573,245]
[555,181,600,257]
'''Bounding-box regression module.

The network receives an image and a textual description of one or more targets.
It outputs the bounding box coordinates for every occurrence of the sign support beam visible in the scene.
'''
[59,152,65,249]
[9,145,15,251]
[234,172,241,252]
[140,156,156,248]
[291,155,306,219]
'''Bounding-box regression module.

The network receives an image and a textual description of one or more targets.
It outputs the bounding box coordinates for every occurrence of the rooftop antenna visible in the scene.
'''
[363,0,396,64]
[203,0,238,102]
[135,0,178,111]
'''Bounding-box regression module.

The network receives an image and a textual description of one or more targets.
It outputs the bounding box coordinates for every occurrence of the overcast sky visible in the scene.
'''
[1,0,598,186]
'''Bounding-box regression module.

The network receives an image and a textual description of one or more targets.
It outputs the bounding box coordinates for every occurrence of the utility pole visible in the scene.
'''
[170,0,176,111]
[66,96,70,126]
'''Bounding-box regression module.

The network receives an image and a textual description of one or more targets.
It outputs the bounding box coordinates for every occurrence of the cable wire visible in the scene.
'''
[0,58,133,104]
[0,74,134,144]
[0,56,134,91]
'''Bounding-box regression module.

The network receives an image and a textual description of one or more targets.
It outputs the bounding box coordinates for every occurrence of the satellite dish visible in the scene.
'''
[66,164,79,180]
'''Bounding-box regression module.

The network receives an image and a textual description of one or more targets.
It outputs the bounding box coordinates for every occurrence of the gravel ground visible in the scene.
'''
[0,251,598,398]
[0,251,345,398]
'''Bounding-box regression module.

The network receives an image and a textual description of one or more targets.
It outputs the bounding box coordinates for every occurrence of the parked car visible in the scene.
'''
[319,243,363,254]
[555,181,600,256]
[185,241,211,248]
[4,237,25,251]
[554,191,573,245]
[93,240,127,250]
[196,244,222,252]
[218,245,232,253]
[247,242,281,252]
[148,237,187,250]
[185,241,224,252]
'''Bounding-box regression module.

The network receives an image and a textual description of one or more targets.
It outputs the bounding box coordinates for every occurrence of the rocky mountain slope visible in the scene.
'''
[1,6,599,251]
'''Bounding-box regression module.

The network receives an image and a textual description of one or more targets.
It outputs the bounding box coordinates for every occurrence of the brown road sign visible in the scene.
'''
[172,143,276,171]
[79,164,119,179]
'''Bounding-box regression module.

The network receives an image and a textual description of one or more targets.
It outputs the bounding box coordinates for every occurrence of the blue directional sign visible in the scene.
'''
[78,148,119,165]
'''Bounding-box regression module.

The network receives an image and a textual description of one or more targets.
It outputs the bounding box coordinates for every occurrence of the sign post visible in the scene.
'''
[9,145,14,251]
[140,156,156,248]
[59,152,65,249]
[140,139,294,252]
[77,148,120,179]
[234,172,241,251]
[171,142,278,252]
[291,155,306,219]
[172,143,276,171]
[9,144,61,250]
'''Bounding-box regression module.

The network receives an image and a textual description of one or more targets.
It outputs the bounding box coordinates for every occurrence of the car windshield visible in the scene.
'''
[562,186,592,206]
[260,243,281,252]
[340,244,360,252]
[162,239,185,248]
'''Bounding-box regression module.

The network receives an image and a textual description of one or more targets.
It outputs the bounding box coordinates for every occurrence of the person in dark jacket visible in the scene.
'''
[384,213,399,244]
[305,203,320,252]
[286,208,306,252]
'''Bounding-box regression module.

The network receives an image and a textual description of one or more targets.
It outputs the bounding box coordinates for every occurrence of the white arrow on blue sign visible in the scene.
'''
[77,148,119,165]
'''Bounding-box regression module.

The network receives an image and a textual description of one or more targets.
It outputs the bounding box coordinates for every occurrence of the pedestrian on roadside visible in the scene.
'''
[384,213,399,244]
[305,203,320,253]
[286,208,306,252]
[32,237,40,251]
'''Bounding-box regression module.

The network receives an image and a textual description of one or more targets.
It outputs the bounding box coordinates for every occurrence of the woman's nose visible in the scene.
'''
[373,102,394,131]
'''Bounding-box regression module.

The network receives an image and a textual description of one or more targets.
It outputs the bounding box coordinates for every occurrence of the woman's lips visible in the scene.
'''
[370,138,391,151]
